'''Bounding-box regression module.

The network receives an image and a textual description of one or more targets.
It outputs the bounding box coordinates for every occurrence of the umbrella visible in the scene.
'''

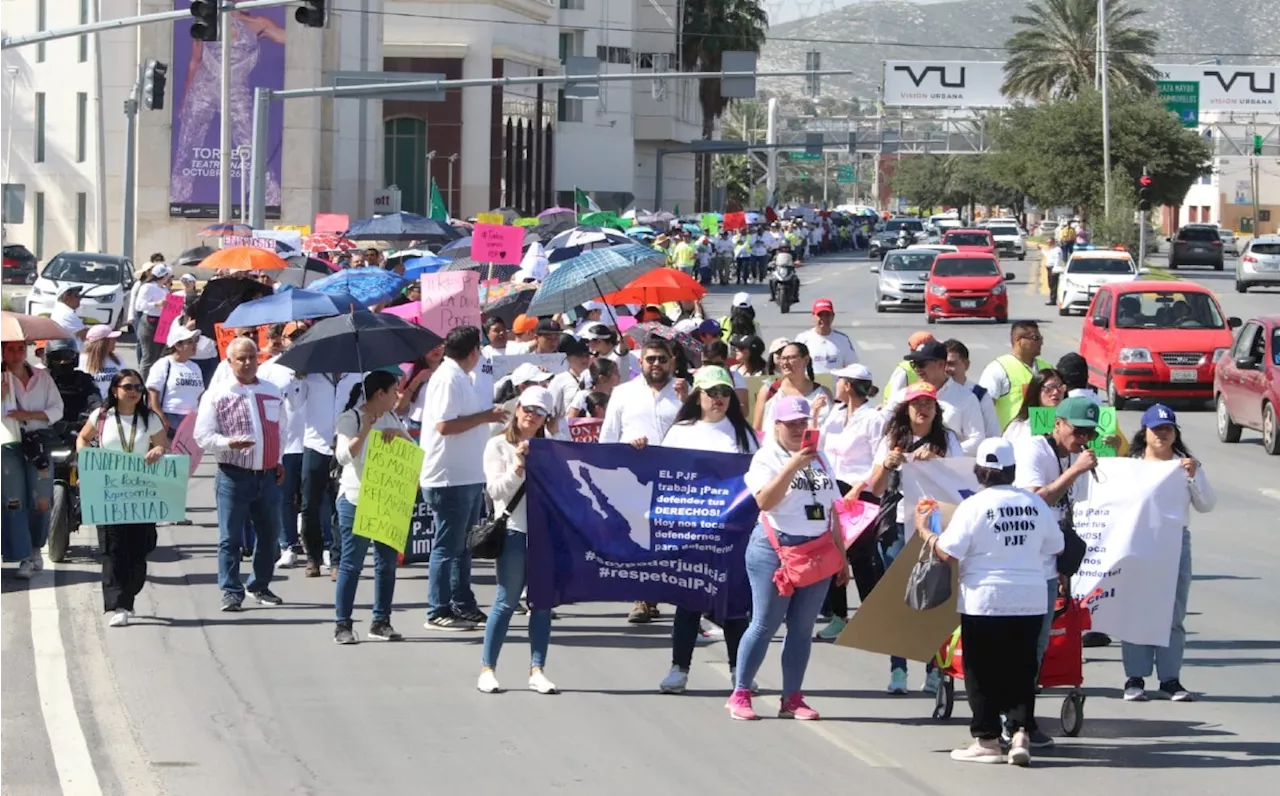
[277,311,444,374]
[176,245,216,268]
[308,268,409,305]
[402,255,450,281]
[200,246,290,272]
[546,226,632,251]
[525,244,665,318]
[284,253,340,275]
[625,226,657,238]
[532,218,574,243]
[537,206,575,218]
[302,233,357,254]
[223,288,366,328]
[197,222,252,238]
[600,268,706,306]
[438,256,522,282]
[481,286,536,327]
[189,276,274,337]
[637,211,676,226]
[0,311,72,342]
[438,236,472,256]
[344,212,461,243]
[624,320,705,359]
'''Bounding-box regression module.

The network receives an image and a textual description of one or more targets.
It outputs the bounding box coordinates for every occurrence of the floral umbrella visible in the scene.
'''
[302,233,358,254]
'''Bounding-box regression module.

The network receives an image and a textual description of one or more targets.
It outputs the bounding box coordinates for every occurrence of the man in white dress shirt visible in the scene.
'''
[944,339,1001,439]
[49,286,88,350]
[882,340,986,455]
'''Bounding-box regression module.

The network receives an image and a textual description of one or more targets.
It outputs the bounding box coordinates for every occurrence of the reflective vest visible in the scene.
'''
[881,360,919,400]
[993,354,1054,429]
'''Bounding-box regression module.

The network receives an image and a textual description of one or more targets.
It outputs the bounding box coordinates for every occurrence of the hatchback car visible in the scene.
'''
[1080,281,1242,409]
[25,252,136,328]
[924,253,1013,324]
[1057,248,1140,316]
[941,228,997,256]
[871,249,939,312]
[2,244,38,285]
[1168,224,1224,270]
[1236,235,1280,293]
[1214,315,1279,454]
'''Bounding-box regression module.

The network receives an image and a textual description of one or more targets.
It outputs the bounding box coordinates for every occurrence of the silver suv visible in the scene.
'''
[1237,235,1280,293]
[871,248,940,312]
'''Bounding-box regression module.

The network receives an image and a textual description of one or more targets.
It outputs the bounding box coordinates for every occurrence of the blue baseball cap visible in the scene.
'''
[1141,403,1177,429]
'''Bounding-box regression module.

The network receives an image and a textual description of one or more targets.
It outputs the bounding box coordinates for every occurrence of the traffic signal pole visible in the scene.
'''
[0,0,291,50]
[122,65,143,261]
[1137,168,1151,264]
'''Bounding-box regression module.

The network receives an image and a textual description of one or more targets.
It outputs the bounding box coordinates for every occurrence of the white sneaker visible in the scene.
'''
[276,549,297,569]
[659,666,689,694]
[30,553,44,572]
[322,550,332,569]
[528,671,558,694]
[922,668,942,694]
[887,667,909,695]
[14,559,34,580]
[699,617,725,640]
[108,609,130,627]
[477,670,501,693]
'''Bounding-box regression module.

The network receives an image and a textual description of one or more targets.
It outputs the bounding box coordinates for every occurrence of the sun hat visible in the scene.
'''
[693,366,734,392]
[85,324,122,342]
[1055,395,1100,428]
[976,438,1016,469]
[518,385,555,415]
[1141,404,1177,429]
[831,363,873,382]
[772,395,811,423]
[902,382,939,403]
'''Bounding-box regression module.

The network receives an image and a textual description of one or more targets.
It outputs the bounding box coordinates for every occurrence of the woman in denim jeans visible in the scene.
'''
[2,340,63,578]
[477,386,558,695]
[331,370,411,645]
[729,395,849,721]
[1121,404,1216,702]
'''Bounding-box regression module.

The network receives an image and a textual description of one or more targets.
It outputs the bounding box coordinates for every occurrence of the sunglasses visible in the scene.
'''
[520,404,548,417]
[118,383,145,393]
[1069,427,1098,441]
[1018,333,1044,342]
[704,386,734,400]
[644,355,671,365]
[910,359,940,372]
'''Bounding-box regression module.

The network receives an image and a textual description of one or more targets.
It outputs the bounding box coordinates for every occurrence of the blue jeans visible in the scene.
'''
[1,444,52,561]
[481,529,552,669]
[1121,528,1193,682]
[214,466,282,596]
[424,483,484,620]
[277,453,303,550]
[163,412,187,444]
[734,527,830,695]
[300,448,335,565]
[333,496,398,623]
[881,531,909,672]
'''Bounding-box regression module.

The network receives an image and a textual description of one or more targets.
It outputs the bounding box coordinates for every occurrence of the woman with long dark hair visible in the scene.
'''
[1002,368,1065,445]
[567,358,619,418]
[753,341,831,431]
[1120,405,1215,702]
[721,299,759,342]
[730,334,767,377]
[332,370,411,644]
[75,369,168,627]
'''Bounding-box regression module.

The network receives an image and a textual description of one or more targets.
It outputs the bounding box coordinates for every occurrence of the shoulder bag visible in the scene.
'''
[905,533,952,611]
[467,481,525,560]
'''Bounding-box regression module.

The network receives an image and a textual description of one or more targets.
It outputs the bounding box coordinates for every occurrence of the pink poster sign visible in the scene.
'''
[419,271,481,337]
[170,412,203,473]
[471,223,524,265]
[154,294,186,345]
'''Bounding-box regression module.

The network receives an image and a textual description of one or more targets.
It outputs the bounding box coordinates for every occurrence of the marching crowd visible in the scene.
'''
[1,236,1215,769]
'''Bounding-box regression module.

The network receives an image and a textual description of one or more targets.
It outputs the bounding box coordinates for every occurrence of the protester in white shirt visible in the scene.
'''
[80,324,124,399]
[794,298,858,373]
[145,326,206,439]
[420,326,507,631]
[256,335,307,568]
[2,340,64,578]
[882,340,984,455]
[598,336,686,447]
[1001,368,1065,446]
[916,437,1064,766]
[481,317,510,359]
[296,369,362,577]
[547,336,591,418]
[133,264,175,381]
[50,286,88,350]
[754,341,832,431]
[944,339,1001,439]
[567,357,620,418]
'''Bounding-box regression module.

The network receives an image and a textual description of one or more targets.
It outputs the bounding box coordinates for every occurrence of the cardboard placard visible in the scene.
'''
[471,223,525,265]
[170,413,203,473]
[419,271,481,337]
[398,493,435,565]
[79,451,191,525]
[476,212,506,226]
[568,417,602,443]
[700,213,720,235]
[314,213,349,234]
[352,434,425,554]
[1029,405,1119,456]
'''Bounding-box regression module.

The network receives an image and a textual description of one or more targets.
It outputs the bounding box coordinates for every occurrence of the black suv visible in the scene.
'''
[1168,224,1224,270]
[868,218,925,260]
[2,244,38,285]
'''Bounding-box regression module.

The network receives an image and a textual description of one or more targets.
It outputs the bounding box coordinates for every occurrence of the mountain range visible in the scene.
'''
[759,0,1279,101]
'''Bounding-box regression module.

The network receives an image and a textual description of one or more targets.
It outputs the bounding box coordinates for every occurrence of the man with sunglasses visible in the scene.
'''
[979,320,1054,431]
[882,340,985,456]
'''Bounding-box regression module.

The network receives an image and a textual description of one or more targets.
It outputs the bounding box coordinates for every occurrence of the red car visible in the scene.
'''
[1079,281,1241,409]
[1214,315,1280,455]
[924,252,1013,324]
[941,228,996,256]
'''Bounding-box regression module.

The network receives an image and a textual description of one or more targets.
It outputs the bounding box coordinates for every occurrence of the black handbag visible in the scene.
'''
[1044,435,1088,576]
[467,482,526,560]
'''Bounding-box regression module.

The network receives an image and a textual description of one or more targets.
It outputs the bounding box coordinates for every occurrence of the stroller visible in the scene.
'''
[930,596,1089,737]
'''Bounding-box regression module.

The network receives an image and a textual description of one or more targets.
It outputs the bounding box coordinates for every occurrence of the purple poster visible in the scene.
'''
[168,2,286,219]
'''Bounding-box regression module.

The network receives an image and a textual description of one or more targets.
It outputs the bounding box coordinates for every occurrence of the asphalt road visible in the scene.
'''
[3,247,1278,795]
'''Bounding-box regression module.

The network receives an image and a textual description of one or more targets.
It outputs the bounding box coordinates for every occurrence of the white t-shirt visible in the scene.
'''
[794,329,859,374]
[548,369,586,418]
[419,357,489,487]
[1002,418,1032,446]
[1012,435,1083,524]
[481,344,509,359]
[760,384,831,429]
[881,378,985,456]
[605,349,637,382]
[80,353,122,399]
[257,357,305,456]
[936,486,1065,616]
[87,408,165,453]
[744,441,841,538]
[820,403,885,484]
[50,303,85,350]
[873,430,962,523]
[145,356,205,415]
[662,418,757,454]
[334,408,407,504]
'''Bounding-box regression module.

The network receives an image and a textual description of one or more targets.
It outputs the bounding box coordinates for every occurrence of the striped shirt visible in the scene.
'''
[193,378,283,471]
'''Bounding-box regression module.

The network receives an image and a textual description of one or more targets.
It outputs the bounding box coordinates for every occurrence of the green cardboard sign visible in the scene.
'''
[1029,405,1117,456]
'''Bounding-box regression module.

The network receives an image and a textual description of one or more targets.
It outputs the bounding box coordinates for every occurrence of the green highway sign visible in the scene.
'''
[1157,80,1199,128]
[789,152,821,161]
[836,174,856,184]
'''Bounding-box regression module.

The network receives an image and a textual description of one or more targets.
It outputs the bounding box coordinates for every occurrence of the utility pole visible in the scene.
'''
[1098,0,1113,219]
[93,0,108,252]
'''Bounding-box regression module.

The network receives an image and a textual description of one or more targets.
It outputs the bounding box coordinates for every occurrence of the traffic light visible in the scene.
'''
[296,1,326,27]
[189,0,218,42]
[143,60,168,111]
[1254,135,1265,156]
[1138,174,1152,212]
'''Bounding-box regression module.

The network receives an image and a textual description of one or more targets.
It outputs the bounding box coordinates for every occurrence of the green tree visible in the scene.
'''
[711,154,753,207]
[890,155,953,213]
[1003,0,1160,101]
[947,155,1025,213]
[682,0,769,212]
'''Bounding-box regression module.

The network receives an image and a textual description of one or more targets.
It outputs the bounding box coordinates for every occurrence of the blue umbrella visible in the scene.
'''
[309,268,409,305]
[402,255,449,281]
[223,288,366,328]
[625,226,657,238]
[525,244,665,318]
[344,212,460,242]
[439,236,471,253]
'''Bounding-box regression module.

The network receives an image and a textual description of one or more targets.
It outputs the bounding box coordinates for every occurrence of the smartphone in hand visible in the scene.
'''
[801,428,820,450]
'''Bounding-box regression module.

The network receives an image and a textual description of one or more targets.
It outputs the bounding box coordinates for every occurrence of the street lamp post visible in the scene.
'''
[447,153,459,218]
[1099,0,1113,219]
[425,150,436,215]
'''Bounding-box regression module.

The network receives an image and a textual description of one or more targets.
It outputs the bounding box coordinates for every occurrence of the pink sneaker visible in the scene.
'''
[725,688,758,721]
[778,692,819,720]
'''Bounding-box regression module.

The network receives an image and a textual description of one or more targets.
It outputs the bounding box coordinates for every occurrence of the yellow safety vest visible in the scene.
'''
[881,360,919,400]
[993,354,1054,430]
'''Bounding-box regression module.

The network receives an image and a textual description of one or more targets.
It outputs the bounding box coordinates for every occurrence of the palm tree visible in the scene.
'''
[682,0,769,212]
[1002,0,1160,101]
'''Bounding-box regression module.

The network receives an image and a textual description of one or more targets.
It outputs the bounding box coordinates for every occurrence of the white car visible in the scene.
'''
[1056,248,1140,316]
[907,243,959,253]
[25,252,136,329]
[984,223,1027,259]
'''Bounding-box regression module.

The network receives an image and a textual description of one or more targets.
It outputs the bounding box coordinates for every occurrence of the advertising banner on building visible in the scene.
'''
[1155,64,1280,114]
[882,61,1010,108]
[168,2,286,219]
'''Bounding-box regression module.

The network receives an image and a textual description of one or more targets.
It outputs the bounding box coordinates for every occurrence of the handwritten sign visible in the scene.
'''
[79,450,190,524]
[170,413,203,472]
[472,223,524,264]
[568,417,602,443]
[420,271,481,337]
[352,434,425,554]
[213,323,272,361]
[1029,405,1118,456]
[154,293,186,346]
[490,353,568,384]
[476,212,506,226]
[514,217,539,227]
[220,235,276,250]
[397,494,435,565]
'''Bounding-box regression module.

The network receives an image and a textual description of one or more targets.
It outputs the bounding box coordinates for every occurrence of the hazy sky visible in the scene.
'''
[764,0,956,26]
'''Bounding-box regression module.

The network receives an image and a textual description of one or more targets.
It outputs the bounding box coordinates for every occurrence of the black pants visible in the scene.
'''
[101,523,157,612]
[672,608,750,670]
[1047,270,1060,303]
[300,448,335,566]
[960,613,1043,740]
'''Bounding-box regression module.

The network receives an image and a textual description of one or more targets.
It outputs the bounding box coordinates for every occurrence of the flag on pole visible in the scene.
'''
[429,178,449,222]
[574,187,601,214]
[673,205,681,215]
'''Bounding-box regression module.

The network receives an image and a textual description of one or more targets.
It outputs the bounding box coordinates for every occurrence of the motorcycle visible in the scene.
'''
[46,420,88,563]
[769,255,800,313]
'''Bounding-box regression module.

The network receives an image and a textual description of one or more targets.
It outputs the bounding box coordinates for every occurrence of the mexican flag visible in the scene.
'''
[574,187,601,213]
[429,178,449,222]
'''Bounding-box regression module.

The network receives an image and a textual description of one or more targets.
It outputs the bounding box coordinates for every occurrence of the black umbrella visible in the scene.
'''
[176,245,216,267]
[276,255,339,287]
[277,311,443,374]
[482,288,535,327]
[438,256,522,282]
[189,276,273,338]
[533,218,574,244]
[344,212,461,243]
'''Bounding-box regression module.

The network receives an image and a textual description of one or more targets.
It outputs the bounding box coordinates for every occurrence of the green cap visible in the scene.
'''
[376,364,405,378]
[1055,395,1100,428]
[693,366,733,392]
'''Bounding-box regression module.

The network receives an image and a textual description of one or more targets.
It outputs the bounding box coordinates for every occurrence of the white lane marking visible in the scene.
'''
[1260,489,1280,503]
[857,341,897,352]
[848,320,862,327]
[30,554,105,796]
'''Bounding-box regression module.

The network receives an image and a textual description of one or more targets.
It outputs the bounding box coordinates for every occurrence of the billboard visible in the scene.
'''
[168,2,286,219]
[1155,65,1279,114]
[882,61,1009,108]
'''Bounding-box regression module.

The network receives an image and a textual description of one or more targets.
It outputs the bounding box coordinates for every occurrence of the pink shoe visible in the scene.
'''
[725,688,758,721]
[778,692,819,720]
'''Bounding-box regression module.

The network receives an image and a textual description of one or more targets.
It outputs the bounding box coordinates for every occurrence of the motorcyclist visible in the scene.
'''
[44,339,101,428]
[767,243,798,304]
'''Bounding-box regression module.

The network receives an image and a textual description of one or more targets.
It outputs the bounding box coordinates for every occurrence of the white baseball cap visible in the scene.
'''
[580,300,606,313]
[976,438,1016,469]
[517,385,555,415]
[167,326,201,346]
[732,292,752,308]
[831,363,873,382]
[151,264,173,279]
[579,322,613,340]
[510,363,553,385]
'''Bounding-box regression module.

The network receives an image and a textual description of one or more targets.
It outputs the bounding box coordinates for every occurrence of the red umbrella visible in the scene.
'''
[599,268,706,306]
[302,233,357,254]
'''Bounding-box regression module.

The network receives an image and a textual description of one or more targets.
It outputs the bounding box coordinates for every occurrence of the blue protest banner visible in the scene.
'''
[79,449,190,525]
[525,440,758,616]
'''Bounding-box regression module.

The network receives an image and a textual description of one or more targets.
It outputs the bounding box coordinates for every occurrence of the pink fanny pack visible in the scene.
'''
[761,512,845,597]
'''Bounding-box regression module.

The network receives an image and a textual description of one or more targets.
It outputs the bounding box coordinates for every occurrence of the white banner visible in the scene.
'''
[882,61,1010,108]
[1156,64,1280,114]
[487,353,569,384]
[900,457,980,533]
[1071,459,1189,647]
